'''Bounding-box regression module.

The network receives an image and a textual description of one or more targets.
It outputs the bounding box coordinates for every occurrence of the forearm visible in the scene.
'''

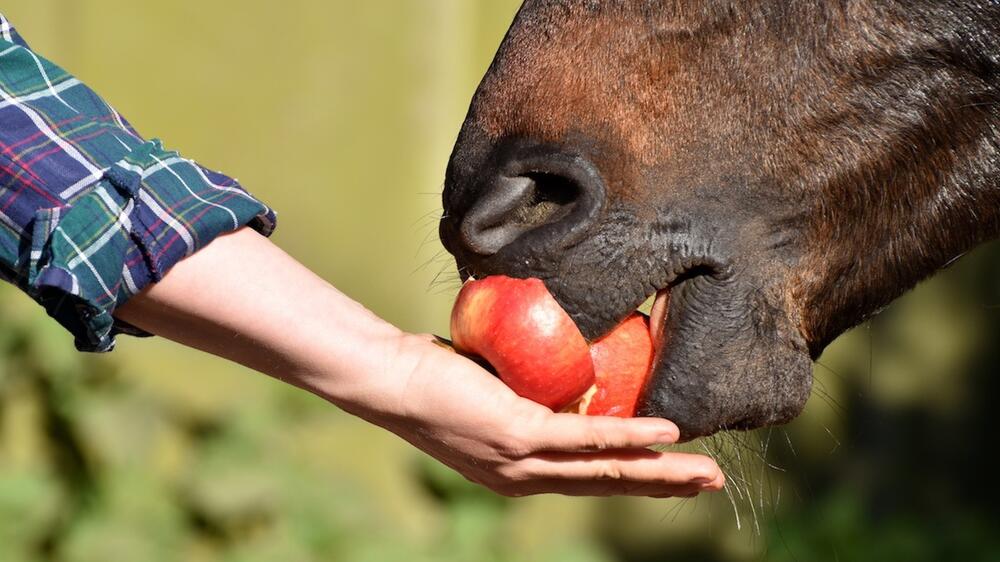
[114,227,406,418]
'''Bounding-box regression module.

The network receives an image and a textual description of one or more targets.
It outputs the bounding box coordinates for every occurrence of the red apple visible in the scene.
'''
[581,313,655,417]
[450,276,595,410]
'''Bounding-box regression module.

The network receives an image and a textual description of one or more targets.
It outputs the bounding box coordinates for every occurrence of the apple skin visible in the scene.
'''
[585,313,655,418]
[451,276,596,411]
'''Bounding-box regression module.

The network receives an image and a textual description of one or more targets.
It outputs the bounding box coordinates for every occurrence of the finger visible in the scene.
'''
[498,479,713,498]
[526,413,680,451]
[651,485,706,499]
[517,449,724,487]
[707,470,726,490]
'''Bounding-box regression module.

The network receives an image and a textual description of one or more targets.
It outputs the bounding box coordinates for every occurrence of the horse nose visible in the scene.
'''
[459,152,606,256]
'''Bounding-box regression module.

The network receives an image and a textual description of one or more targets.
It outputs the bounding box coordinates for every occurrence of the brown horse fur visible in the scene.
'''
[439,0,1000,438]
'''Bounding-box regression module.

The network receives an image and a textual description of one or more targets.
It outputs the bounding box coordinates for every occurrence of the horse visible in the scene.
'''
[439,0,1000,438]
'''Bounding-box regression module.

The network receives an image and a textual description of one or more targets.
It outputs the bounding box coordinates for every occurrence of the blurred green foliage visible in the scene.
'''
[3,2,1000,561]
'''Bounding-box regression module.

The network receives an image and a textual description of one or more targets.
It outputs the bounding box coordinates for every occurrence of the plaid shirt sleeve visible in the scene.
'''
[0,13,277,352]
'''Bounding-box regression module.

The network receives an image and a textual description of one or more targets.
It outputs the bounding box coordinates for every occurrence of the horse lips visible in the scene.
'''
[451,276,655,416]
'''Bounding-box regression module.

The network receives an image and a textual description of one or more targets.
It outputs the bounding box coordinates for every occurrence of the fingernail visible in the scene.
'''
[657,433,678,444]
[656,422,679,442]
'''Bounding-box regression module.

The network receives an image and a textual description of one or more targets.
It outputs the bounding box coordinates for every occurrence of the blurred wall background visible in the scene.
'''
[2,2,1000,561]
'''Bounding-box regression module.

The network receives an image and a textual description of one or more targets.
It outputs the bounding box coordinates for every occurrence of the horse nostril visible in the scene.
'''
[460,174,579,255]
[458,155,605,256]
[516,172,581,223]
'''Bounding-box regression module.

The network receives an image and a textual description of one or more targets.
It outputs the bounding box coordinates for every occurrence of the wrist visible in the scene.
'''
[290,303,414,420]
[319,329,473,431]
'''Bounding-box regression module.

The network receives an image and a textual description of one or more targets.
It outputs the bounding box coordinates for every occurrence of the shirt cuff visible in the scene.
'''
[26,139,276,352]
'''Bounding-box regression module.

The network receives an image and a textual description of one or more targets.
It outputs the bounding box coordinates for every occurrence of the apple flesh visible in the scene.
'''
[450,276,595,411]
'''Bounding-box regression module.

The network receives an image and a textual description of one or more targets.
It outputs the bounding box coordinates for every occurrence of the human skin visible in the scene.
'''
[114,227,724,497]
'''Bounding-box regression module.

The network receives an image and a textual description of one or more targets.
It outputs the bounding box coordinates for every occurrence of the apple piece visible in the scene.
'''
[585,313,655,417]
[451,276,595,411]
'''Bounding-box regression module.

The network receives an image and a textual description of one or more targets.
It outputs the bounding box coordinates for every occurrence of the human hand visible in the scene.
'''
[367,333,725,498]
